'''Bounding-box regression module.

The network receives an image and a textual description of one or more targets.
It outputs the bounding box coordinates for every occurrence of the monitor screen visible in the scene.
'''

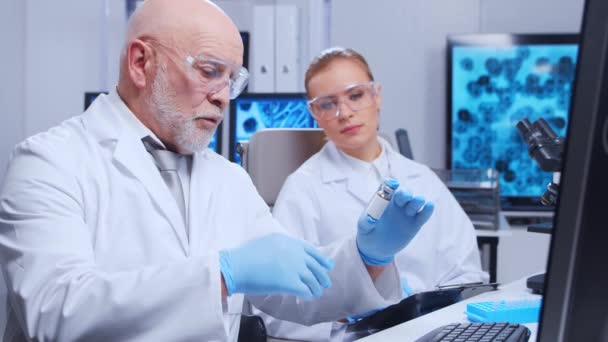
[83,91,222,153]
[447,34,579,211]
[229,93,317,163]
[207,123,222,154]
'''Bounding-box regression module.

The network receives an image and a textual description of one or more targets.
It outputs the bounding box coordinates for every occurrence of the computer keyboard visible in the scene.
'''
[416,322,531,342]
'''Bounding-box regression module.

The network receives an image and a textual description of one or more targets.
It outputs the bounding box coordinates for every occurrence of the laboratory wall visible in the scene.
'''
[0,0,26,192]
[0,1,26,334]
[0,0,126,179]
[22,1,126,137]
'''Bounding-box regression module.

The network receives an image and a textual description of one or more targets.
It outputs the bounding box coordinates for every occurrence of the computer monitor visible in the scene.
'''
[83,91,222,153]
[240,31,250,94]
[208,123,223,154]
[228,93,316,163]
[538,0,608,340]
[240,31,250,70]
[84,91,108,110]
[447,33,579,211]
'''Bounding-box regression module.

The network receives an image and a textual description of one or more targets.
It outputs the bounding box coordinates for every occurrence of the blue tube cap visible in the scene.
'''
[384,178,399,190]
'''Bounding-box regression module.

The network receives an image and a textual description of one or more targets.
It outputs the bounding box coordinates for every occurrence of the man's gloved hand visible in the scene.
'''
[356,188,434,266]
[219,233,334,299]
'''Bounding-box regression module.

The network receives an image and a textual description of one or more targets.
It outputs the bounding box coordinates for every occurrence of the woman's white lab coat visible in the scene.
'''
[0,92,402,342]
[262,138,488,341]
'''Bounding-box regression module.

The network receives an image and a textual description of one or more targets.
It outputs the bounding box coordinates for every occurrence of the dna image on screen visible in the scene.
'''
[232,96,315,163]
[451,44,578,198]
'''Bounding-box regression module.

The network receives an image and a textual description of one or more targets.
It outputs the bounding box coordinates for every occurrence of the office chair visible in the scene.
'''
[237,128,327,207]
[377,130,396,149]
[395,128,414,160]
[235,129,326,341]
[238,315,267,342]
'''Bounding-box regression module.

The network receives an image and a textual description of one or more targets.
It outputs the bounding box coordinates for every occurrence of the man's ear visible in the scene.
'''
[126,39,154,89]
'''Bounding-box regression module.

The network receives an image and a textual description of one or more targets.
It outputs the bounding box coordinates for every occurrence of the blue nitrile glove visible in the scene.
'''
[219,233,334,299]
[356,188,435,266]
[346,307,383,323]
[401,276,414,297]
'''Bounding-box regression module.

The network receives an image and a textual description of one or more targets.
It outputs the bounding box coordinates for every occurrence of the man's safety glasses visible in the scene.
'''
[147,39,249,100]
[184,54,249,100]
[307,82,379,121]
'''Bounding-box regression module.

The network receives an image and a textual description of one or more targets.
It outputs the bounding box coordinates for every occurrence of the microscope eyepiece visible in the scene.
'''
[535,118,558,140]
[516,118,533,135]
[516,118,563,172]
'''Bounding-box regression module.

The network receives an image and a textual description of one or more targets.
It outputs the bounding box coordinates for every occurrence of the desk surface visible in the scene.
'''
[474,212,513,237]
[475,227,511,237]
[358,277,541,341]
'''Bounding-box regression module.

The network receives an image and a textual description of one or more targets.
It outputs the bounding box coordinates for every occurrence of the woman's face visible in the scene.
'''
[307,58,382,160]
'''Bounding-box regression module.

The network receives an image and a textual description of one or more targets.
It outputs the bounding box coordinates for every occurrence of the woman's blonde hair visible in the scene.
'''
[304,47,375,97]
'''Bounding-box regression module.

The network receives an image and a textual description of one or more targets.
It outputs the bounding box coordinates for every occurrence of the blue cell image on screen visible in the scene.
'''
[207,130,220,153]
[231,95,316,163]
[452,44,577,197]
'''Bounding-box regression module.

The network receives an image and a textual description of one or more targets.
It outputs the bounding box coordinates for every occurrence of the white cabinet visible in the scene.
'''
[251,5,276,91]
[218,0,330,93]
[250,3,313,92]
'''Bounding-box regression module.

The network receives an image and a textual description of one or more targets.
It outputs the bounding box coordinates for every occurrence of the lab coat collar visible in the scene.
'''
[319,136,425,203]
[81,90,190,254]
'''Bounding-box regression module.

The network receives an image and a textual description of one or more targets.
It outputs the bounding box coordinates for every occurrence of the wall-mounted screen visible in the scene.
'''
[447,33,579,211]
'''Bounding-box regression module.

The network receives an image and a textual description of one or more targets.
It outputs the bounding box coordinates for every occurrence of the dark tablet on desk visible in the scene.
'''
[345,282,499,337]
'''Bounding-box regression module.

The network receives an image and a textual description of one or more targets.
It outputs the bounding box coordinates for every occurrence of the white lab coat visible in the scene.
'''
[261,138,488,341]
[0,92,403,342]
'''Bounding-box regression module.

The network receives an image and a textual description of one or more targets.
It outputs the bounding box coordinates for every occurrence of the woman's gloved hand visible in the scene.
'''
[356,188,435,266]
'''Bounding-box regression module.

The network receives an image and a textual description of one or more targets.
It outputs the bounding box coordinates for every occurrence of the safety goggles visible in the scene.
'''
[147,39,249,99]
[307,81,379,121]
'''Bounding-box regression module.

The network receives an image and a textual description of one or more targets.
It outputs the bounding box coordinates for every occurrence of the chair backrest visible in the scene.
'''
[378,130,397,149]
[395,128,414,160]
[238,128,327,207]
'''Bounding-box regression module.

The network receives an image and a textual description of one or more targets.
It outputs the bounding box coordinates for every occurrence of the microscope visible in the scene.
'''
[516,117,565,294]
[516,118,564,208]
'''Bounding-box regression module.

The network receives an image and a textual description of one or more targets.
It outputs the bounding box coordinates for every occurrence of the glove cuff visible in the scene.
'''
[355,239,394,266]
[219,250,237,296]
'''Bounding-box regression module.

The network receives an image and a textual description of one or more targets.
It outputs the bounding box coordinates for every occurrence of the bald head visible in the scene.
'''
[125,0,241,53]
[118,0,243,94]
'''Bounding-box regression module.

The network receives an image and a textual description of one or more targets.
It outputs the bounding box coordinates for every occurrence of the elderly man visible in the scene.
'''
[0,1,433,341]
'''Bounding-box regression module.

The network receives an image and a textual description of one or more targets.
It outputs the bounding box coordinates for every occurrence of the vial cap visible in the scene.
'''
[384,178,399,190]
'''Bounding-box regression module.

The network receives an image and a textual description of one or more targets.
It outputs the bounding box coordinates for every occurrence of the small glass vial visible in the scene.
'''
[365,178,400,221]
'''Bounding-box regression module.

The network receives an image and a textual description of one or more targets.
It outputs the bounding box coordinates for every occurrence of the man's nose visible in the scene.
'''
[207,81,230,110]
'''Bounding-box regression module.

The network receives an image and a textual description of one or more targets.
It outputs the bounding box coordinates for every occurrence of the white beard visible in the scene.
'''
[148,63,218,153]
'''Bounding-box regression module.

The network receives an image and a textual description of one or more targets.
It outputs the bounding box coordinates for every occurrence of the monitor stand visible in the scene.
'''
[527,273,545,294]
[502,210,554,226]
[527,221,553,234]
[526,223,553,294]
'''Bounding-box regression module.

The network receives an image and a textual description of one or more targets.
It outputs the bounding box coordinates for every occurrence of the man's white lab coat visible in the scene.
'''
[0,92,402,342]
